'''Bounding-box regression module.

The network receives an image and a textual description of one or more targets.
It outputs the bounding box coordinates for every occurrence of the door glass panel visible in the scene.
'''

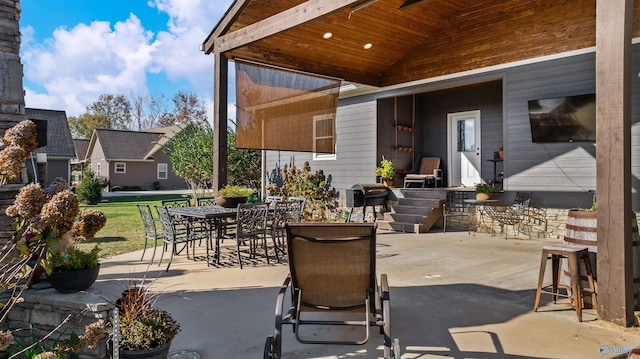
[457,119,475,152]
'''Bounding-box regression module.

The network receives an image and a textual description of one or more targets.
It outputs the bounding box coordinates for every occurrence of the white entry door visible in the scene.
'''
[447,110,482,187]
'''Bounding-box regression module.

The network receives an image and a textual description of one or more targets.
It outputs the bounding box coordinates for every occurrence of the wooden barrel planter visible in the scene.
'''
[563,210,640,309]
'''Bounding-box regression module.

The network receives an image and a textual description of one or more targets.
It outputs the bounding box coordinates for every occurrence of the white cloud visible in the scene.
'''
[21,0,234,119]
[22,15,155,116]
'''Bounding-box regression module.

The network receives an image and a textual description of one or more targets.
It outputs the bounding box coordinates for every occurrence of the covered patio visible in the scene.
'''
[89,231,640,358]
[204,0,639,327]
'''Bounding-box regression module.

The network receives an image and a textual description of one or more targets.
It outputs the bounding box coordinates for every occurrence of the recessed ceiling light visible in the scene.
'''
[364,43,373,49]
[323,32,333,39]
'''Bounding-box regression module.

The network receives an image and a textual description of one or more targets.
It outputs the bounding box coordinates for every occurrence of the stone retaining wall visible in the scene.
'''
[3,288,111,359]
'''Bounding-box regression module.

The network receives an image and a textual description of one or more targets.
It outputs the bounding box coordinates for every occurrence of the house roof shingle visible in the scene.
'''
[72,139,90,163]
[25,108,76,158]
[88,125,182,161]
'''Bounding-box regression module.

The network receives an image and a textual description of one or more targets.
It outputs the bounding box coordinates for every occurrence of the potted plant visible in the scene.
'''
[475,183,497,200]
[498,146,504,159]
[47,245,102,293]
[375,158,396,187]
[105,284,180,359]
[6,181,107,292]
[216,185,254,208]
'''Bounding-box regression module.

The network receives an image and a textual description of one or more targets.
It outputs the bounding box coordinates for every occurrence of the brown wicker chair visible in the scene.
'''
[264,223,399,359]
[404,157,442,188]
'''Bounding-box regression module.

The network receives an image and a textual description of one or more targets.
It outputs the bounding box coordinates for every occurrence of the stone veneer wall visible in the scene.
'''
[0,0,26,131]
[469,207,640,239]
[0,0,27,245]
[2,288,111,359]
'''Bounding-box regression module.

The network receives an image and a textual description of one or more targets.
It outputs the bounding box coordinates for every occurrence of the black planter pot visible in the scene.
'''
[215,196,247,208]
[48,263,100,293]
[109,342,171,359]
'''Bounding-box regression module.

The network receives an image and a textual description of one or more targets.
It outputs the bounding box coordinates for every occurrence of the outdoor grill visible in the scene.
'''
[345,183,390,222]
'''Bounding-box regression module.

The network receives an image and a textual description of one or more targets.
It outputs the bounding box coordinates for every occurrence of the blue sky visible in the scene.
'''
[19,0,235,121]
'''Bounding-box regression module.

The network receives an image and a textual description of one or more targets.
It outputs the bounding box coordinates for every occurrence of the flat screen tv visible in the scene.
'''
[528,93,596,143]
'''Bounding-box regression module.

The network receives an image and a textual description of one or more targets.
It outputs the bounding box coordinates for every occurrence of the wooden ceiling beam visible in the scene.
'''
[202,0,251,54]
[213,0,359,54]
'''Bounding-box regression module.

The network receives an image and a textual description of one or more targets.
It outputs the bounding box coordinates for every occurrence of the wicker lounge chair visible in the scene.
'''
[404,157,442,188]
[264,223,400,359]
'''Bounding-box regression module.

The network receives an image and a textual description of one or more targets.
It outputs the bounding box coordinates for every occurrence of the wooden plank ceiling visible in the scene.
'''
[211,0,640,87]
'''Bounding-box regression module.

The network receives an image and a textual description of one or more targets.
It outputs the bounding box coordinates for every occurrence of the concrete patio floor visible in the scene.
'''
[92,230,640,359]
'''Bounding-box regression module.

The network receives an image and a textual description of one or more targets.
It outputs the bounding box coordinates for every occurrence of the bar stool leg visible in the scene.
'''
[582,252,597,308]
[533,250,548,312]
[551,254,560,304]
[567,252,583,322]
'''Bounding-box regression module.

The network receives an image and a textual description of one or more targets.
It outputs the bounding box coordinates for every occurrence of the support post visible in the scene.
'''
[213,52,229,193]
[595,0,635,326]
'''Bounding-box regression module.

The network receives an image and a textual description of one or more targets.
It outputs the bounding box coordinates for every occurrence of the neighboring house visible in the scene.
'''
[24,108,76,186]
[82,126,188,191]
[71,139,90,186]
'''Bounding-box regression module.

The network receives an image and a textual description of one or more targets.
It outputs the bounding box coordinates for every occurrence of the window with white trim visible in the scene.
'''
[114,162,126,173]
[312,114,336,160]
[96,163,101,176]
[157,163,168,179]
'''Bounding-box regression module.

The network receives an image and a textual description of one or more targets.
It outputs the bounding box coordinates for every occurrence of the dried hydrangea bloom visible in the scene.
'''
[33,352,56,359]
[0,145,27,181]
[5,183,44,222]
[0,330,13,351]
[74,209,107,240]
[303,161,311,171]
[43,177,68,200]
[39,189,79,234]
[3,120,38,153]
[56,229,75,253]
[79,321,104,349]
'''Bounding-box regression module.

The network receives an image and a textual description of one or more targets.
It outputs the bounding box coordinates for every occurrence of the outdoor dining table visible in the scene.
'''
[168,205,237,266]
[463,199,499,234]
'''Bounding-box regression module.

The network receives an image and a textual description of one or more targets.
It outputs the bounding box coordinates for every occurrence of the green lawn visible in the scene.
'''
[75,194,187,258]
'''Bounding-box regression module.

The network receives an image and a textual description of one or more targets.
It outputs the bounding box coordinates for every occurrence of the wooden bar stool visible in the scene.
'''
[533,244,597,322]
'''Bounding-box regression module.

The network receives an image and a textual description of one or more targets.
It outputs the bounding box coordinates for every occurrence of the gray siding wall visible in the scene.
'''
[504,53,597,194]
[265,101,377,202]
[417,81,503,184]
[503,47,640,208]
[264,44,640,210]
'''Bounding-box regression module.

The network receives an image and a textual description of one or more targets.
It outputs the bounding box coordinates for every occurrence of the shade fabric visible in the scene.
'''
[235,60,340,153]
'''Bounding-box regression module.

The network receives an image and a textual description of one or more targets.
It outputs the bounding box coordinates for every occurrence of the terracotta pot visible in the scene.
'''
[476,192,491,201]
[498,150,504,159]
[215,196,247,208]
[48,263,100,293]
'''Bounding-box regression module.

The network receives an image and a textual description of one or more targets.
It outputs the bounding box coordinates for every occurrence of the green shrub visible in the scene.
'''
[218,185,254,197]
[75,169,108,205]
[51,245,101,271]
[266,161,339,222]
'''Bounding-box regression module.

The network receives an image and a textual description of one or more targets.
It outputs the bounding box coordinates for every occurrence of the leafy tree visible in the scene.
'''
[172,91,207,125]
[88,94,132,130]
[227,127,261,192]
[68,94,132,139]
[157,112,177,127]
[68,113,110,139]
[161,122,214,200]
